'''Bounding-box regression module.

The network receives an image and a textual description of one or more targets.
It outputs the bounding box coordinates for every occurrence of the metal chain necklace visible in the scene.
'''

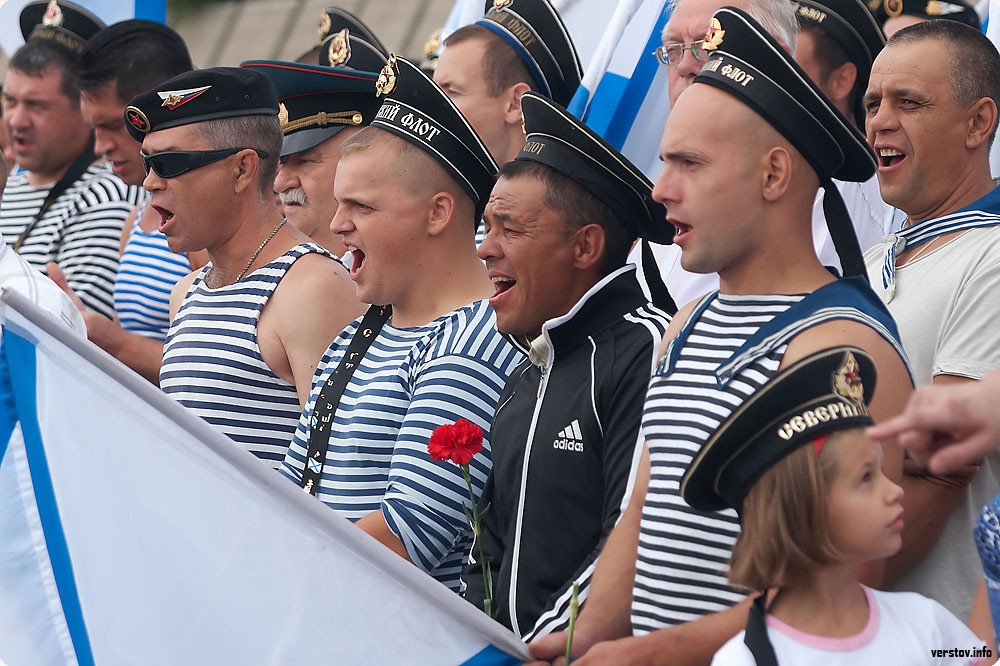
[233,219,287,282]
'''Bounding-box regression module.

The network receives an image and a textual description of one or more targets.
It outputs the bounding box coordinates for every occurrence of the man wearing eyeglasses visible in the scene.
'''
[125,67,363,468]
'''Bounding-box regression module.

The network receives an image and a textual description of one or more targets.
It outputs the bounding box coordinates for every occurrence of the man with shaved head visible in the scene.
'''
[529,8,912,665]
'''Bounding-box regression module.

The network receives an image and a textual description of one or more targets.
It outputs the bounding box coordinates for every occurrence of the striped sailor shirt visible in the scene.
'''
[160,243,328,467]
[0,163,142,319]
[632,292,803,634]
[281,299,522,592]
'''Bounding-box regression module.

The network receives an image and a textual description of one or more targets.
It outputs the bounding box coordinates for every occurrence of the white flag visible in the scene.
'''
[0,290,528,666]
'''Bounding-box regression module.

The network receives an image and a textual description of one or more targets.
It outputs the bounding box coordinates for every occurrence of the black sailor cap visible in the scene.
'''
[515,92,675,246]
[681,346,877,513]
[475,0,583,107]
[20,0,105,60]
[81,19,191,72]
[371,55,499,219]
[241,60,380,157]
[124,67,279,143]
[694,7,877,276]
[792,0,886,127]
[869,0,980,29]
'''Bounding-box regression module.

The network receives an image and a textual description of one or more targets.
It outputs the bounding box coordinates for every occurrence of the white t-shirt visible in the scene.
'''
[865,226,1000,617]
[0,242,85,337]
[711,587,985,666]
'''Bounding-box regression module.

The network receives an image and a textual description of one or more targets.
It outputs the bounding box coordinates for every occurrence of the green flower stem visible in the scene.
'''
[461,463,494,619]
[565,582,580,664]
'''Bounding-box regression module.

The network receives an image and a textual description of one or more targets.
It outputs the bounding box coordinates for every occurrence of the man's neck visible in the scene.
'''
[389,244,493,328]
[24,140,92,188]
[205,204,287,287]
[905,168,996,226]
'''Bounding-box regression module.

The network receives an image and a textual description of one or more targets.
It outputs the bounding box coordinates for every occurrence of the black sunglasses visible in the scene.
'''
[140,147,269,178]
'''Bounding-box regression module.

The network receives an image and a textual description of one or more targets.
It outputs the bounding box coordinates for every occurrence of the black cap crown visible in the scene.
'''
[869,0,980,29]
[81,19,191,72]
[241,60,380,157]
[475,0,583,106]
[317,7,389,53]
[125,67,279,142]
[682,347,876,512]
[516,92,675,246]
[792,0,886,127]
[20,0,105,59]
[371,55,498,218]
[318,28,389,72]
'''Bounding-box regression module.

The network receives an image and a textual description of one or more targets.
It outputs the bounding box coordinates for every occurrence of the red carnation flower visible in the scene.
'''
[428,419,484,465]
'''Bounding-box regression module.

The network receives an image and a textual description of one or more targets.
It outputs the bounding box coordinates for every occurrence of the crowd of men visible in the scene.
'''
[2,0,999,662]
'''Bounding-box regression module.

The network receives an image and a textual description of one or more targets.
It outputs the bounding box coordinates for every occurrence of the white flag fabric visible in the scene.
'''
[0,290,528,666]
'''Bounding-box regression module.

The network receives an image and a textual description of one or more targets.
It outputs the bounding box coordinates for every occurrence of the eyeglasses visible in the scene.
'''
[652,40,709,66]
[140,147,269,178]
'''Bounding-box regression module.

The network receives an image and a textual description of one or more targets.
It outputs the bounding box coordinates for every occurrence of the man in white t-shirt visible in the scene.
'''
[863,21,1000,618]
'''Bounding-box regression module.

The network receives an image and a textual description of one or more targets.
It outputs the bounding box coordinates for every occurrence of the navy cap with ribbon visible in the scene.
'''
[515,92,675,246]
[241,60,380,157]
[124,67,279,143]
[681,346,877,513]
[20,0,105,60]
[693,7,877,278]
[475,0,582,106]
[869,0,980,29]
[792,0,886,127]
[370,55,499,219]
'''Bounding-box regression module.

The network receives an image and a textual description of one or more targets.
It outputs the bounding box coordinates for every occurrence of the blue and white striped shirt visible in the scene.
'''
[160,243,328,467]
[281,299,522,592]
[114,206,192,341]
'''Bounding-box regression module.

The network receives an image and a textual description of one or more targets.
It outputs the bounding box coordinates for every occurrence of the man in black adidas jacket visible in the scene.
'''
[464,92,674,640]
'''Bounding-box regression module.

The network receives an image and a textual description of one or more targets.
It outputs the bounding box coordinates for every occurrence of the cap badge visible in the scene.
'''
[702,18,725,51]
[278,103,289,127]
[885,0,904,17]
[493,0,512,8]
[318,11,332,41]
[833,352,865,405]
[125,106,151,133]
[925,0,964,14]
[42,0,63,27]
[157,85,212,111]
[328,28,351,66]
[423,28,441,58]
[376,54,398,97]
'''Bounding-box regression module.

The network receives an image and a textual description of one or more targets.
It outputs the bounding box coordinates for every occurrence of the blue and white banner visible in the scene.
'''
[0,290,528,666]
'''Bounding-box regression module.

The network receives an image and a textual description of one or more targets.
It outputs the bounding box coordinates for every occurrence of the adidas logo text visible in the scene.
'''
[553,419,584,453]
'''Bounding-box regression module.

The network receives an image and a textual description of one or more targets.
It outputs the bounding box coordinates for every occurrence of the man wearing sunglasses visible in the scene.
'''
[126,67,363,469]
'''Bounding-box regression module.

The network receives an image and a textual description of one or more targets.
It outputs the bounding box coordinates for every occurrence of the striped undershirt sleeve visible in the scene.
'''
[381,353,510,573]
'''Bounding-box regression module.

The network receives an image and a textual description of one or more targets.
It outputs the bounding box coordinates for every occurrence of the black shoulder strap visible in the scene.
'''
[744,593,779,666]
[640,239,678,315]
[13,137,97,252]
[300,304,392,495]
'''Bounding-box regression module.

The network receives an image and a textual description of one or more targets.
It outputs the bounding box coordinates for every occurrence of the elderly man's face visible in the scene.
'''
[274,127,357,241]
[864,39,973,219]
[665,0,742,105]
[478,173,583,338]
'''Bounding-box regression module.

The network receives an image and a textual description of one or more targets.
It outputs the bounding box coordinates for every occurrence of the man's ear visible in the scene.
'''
[966,97,998,151]
[826,61,858,110]
[572,223,607,272]
[504,81,533,128]
[426,190,457,236]
[760,146,793,202]
[232,148,261,194]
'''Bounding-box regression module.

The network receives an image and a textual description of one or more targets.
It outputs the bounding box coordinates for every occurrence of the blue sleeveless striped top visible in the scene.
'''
[160,243,328,468]
[114,201,192,341]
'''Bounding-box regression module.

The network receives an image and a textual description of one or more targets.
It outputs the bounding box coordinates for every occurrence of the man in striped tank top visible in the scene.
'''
[123,67,363,468]
[280,56,522,593]
[48,20,205,385]
[529,9,913,665]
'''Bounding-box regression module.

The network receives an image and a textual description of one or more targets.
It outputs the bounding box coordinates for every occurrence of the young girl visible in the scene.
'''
[682,346,990,665]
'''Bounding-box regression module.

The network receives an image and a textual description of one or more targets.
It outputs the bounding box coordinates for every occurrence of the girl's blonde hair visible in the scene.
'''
[728,432,850,590]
